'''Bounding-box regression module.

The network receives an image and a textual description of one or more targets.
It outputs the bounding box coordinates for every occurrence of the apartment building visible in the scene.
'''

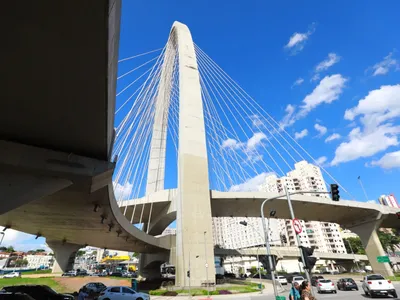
[212,160,346,254]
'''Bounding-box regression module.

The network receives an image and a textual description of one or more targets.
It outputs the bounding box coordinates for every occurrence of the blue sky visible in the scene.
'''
[7,0,400,250]
[116,0,400,202]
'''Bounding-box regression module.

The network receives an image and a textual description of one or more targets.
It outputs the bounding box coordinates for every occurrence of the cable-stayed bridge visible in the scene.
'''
[1,6,398,288]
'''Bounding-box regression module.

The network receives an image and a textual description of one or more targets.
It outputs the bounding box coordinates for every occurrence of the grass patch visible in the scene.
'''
[21,270,52,275]
[149,284,262,296]
[387,276,400,281]
[0,277,69,293]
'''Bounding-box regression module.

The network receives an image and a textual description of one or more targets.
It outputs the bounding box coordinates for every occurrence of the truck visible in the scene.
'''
[361,274,397,298]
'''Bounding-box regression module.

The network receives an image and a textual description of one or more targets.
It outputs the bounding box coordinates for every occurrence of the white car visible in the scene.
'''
[316,279,337,294]
[276,275,288,285]
[98,286,150,300]
[362,274,397,298]
[3,272,21,278]
[292,276,305,286]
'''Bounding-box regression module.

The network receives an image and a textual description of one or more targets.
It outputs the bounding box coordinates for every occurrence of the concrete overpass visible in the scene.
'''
[0,0,174,273]
[214,246,369,262]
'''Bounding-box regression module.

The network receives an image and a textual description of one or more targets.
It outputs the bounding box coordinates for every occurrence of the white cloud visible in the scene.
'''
[369,51,399,76]
[315,156,327,166]
[310,74,320,82]
[331,124,400,165]
[314,123,327,137]
[249,114,264,127]
[246,132,267,150]
[315,53,341,72]
[325,133,341,143]
[279,104,296,129]
[292,78,304,88]
[344,84,400,129]
[367,200,377,204]
[298,74,347,118]
[332,84,400,165]
[222,138,242,150]
[229,172,274,192]
[113,182,134,200]
[284,23,316,55]
[294,129,308,140]
[371,151,400,169]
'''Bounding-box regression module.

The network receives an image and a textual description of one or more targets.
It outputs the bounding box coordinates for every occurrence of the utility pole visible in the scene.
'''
[284,185,313,295]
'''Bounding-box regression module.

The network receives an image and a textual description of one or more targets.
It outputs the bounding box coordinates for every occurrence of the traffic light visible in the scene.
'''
[330,184,340,201]
[259,255,276,272]
[299,246,317,271]
[187,270,190,278]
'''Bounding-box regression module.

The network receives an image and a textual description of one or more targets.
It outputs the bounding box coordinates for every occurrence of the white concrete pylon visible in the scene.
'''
[146,21,215,287]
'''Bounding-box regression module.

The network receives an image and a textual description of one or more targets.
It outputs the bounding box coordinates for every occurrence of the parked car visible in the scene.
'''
[276,276,288,285]
[292,276,305,286]
[3,272,21,279]
[110,272,123,277]
[81,282,107,293]
[76,270,88,276]
[361,274,397,298]
[311,275,324,286]
[316,279,337,294]
[98,286,150,300]
[2,285,74,300]
[61,271,76,277]
[0,291,35,300]
[336,278,358,291]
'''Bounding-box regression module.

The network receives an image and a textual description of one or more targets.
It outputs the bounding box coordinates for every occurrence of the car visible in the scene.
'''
[98,286,150,300]
[3,272,21,279]
[76,270,88,276]
[292,276,305,286]
[337,278,358,291]
[82,282,107,293]
[311,275,324,286]
[317,279,337,294]
[0,291,35,300]
[61,271,76,277]
[362,274,397,298]
[2,285,74,300]
[276,276,288,285]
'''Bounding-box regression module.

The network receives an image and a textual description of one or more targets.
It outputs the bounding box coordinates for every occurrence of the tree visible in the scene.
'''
[343,237,366,254]
[0,247,7,251]
[5,246,15,253]
[15,259,28,267]
[378,230,400,253]
[250,266,258,275]
[35,249,46,252]
[76,250,86,257]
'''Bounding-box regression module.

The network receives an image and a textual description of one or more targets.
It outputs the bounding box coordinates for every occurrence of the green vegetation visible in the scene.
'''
[0,277,69,293]
[0,246,15,253]
[14,259,28,267]
[21,269,52,275]
[344,230,400,255]
[149,281,263,296]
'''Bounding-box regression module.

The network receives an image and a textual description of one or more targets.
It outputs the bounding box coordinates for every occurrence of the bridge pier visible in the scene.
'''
[351,218,394,277]
[47,240,82,274]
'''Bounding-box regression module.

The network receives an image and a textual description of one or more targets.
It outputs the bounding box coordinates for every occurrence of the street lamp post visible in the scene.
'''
[203,231,210,299]
[260,207,278,298]
[239,221,263,293]
[0,232,4,246]
[344,238,361,272]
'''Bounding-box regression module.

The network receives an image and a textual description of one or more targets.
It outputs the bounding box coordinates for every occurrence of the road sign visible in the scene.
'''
[292,218,302,234]
[377,256,390,263]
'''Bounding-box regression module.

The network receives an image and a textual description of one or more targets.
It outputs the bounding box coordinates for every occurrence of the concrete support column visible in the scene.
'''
[138,251,171,280]
[47,240,82,273]
[351,218,394,277]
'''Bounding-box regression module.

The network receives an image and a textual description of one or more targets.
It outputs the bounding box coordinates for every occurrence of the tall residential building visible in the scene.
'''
[379,194,399,208]
[212,160,346,254]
